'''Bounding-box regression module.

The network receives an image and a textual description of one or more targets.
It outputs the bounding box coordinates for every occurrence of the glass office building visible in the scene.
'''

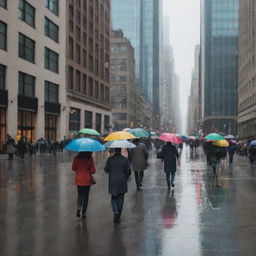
[112,0,160,114]
[201,0,239,134]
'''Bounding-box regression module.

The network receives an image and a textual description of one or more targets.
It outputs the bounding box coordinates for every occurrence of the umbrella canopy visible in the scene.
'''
[205,133,225,141]
[250,140,256,147]
[79,128,100,136]
[104,131,136,141]
[104,140,136,149]
[189,136,196,140]
[213,140,229,148]
[159,133,181,144]
[122,128,131,132]
[65,138,105,152]
[230,139,237,144]
[128,128,150,138]
[150,131,157,136]
[224,134,236,140]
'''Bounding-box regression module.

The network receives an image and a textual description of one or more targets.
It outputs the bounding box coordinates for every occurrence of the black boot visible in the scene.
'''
[113,213,119,223]
[76,209,81,218]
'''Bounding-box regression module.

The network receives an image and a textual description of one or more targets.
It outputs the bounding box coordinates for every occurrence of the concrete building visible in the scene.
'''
[110,30,136,130]
[112,0,162,126]
[187,45,201,135]
[201,0,239,135]
[238,0,256,140]
[66,0,111,135]
[0,0,67,150]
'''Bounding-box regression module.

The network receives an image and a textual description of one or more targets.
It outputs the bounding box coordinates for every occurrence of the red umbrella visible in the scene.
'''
[159,133,181,144]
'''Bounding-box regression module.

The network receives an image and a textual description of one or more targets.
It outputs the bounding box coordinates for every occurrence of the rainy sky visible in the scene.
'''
[163,0,200,132]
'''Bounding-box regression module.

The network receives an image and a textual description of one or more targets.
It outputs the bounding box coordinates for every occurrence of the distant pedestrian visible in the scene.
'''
[72,152,96,219]
[209,146,223,178]
[5,134,15,161]
[17,136,27,159]
[104,148,131,224]
[159,142,179,189]
[227,143,236,164]
[129,139,149,191]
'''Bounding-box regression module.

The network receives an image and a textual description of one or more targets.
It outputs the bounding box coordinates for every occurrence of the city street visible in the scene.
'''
[0,147,256,256]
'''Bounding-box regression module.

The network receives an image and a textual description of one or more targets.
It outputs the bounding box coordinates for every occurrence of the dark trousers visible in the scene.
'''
[229,153,234,164]
[111,194,124,215]
[77,186,90,213]
[166,172,175,186]
[134,171,144,188]
[8,153,13,160]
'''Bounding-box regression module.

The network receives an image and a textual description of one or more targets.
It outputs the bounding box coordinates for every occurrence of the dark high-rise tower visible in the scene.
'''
[201,0,239,134]
[112,0,161,115]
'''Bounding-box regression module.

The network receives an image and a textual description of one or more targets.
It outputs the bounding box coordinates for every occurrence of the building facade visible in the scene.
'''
[238,0,256,140]
[110,30,136,130]
[0,0,67,150]
[187,45,201,135]
[66,0,111,135]
[201,0,239,135]
[112,0,161,120]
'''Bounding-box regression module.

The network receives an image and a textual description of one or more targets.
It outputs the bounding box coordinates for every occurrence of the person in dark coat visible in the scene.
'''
[227,143,236,164]
[5,134,15,160]
[104,148,131,224]
[129,139,149,191]
[160,142,179,189]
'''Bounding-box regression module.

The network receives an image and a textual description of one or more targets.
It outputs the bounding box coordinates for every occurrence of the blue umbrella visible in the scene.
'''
[250,140,256,147]
[65,138,105,152]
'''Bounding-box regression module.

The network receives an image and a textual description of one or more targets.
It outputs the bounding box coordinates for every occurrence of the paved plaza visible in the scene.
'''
[0,147,256,256]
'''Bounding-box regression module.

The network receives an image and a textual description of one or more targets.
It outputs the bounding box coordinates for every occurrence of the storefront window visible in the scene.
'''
[69,108,80,131]
[18,110,36,141]
[45,114,58,141]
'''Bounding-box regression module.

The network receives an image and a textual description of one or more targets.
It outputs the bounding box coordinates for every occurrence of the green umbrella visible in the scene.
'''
[205,133,225,141]
[128,128,150,138]
[79,128,100,136]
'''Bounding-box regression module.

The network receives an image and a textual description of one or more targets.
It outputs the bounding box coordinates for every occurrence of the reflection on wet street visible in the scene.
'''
[0,146,256,255]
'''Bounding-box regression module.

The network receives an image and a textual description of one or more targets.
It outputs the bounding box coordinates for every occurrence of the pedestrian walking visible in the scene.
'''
[104,148,131,224]
[159,142,179,189]
[5,134,15,160]
[129,139,149,191]
[17,136,27,159]
[209,146,223,178]
[72,151,96,219]
[227,143,236,165]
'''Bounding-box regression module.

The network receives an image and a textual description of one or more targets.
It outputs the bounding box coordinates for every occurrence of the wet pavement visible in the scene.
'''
[0,147,256,255]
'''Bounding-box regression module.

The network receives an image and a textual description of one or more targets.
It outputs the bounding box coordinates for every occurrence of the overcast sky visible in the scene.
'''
[163,0,200,132]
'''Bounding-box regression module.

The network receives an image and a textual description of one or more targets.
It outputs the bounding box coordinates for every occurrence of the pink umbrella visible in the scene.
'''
[159,133,181,144]
[231,139,237,144]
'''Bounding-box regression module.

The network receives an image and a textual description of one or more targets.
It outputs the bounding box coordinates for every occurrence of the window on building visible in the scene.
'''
[95,113,101,133]
[84,111,92,128]
[68,66,73,89]
[104,115,110,130]
[45,114,58,141]
[18,110,36,141]
[89,55,93,72]
[76,70,81,92]
[19,0,35,27]
[0,21,7,51]
[100,84,104,101]
[45,47,59,73]
[113,113,127,121]
[45,17,59,42]
[75,44,81,64]
[45,81,58,103]
[69,108,80,131]
[0,64,6,90]
[69,37,74,59]
[82,74,87,94]
[76,10,81,24]
[0,0,6,9]
[95,81,99,98]
[45,0,59,16]
[105,87,109,103]
[83,50,87,68]
[18,72,35,97]
[76,26,81,41]
[88,77,93,97]
[19,33,35,63]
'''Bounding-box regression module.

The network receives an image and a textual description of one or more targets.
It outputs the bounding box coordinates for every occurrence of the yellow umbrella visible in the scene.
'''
[213,140,229,147]
[104,131,136,141]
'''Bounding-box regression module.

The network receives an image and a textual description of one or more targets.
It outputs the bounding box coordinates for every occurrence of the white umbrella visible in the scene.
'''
[104,140,136,149]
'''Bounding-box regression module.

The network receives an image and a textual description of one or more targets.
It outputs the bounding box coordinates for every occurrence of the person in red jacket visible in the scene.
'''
[72,152,96,219]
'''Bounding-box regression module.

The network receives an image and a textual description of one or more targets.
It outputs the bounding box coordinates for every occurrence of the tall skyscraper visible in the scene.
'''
[201,0,239,134]
[112,0,161,115]
[238,1,256,140]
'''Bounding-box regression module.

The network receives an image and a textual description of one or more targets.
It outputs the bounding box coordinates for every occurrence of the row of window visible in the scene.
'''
[68,66,110,103]
[0,23,59,73]
[0,64,59,103]
[69,107,110,132]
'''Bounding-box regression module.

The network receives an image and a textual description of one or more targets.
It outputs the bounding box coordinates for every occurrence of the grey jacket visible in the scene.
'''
[130,142,149,172]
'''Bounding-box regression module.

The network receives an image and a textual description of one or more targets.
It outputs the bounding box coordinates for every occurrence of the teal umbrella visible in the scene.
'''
[128,128,150,138]
[79,128,100,136]
[205,133,225,141]
[65,138,105,152]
